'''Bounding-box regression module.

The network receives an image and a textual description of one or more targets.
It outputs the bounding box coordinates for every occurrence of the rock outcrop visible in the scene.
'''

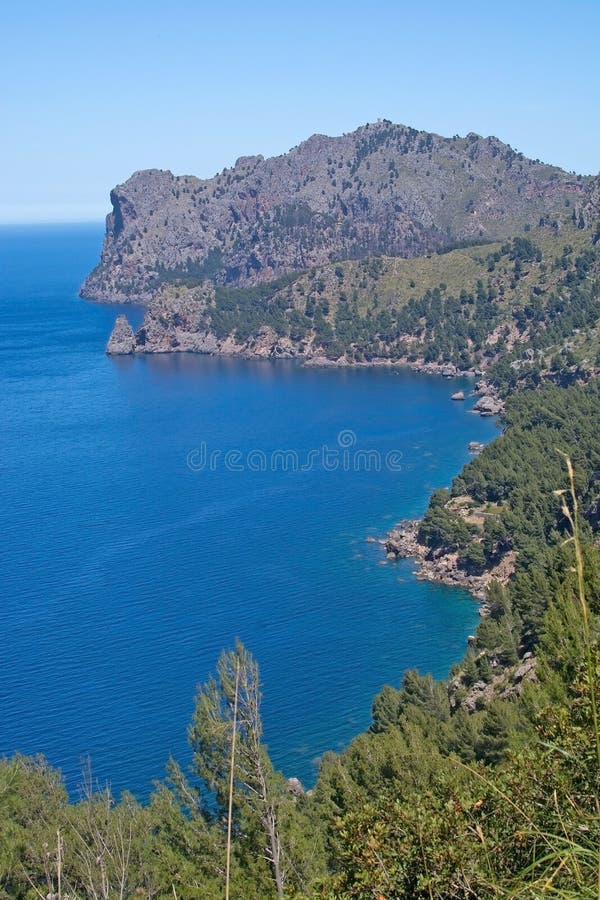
[473,381,506,416]
[81,121,591,304]
[134,284,217,353]
[449,654,538,713]
[286,777,305,797]
[582,174,600,230]
[106,315,136,354]
[473,395,504,416]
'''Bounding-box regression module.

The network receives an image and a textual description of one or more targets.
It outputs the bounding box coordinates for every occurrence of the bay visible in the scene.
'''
[0,224,498,798]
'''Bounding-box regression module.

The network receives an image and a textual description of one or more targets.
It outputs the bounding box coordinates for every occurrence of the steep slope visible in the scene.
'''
[82,120,589,303]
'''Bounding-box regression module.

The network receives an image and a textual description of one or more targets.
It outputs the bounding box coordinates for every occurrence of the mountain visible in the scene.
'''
[81,120,590,304]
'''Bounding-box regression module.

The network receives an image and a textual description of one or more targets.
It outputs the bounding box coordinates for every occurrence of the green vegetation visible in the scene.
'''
[156,248,226,285]
[284,224,600,370]
[210,274,301,341]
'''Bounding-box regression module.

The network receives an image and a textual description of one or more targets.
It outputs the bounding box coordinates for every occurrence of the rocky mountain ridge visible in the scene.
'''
[82,120,591,304]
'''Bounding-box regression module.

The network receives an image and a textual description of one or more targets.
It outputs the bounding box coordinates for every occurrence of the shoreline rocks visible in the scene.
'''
[472,380,505,416]
[384,520,516,607]
[104,309,501,404]
[473,394,504,416]
[468,441,485,454]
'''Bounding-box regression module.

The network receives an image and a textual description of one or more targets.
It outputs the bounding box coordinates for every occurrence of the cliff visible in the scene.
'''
[81,120,591,304]
[106,283,307,359]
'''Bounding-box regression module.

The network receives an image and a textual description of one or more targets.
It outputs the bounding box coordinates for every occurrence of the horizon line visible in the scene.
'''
[0,219,105,227]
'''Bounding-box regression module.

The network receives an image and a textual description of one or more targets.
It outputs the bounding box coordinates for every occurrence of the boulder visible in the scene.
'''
[468,441,485,453]
[473,395,504,416]
[286,777,305,796]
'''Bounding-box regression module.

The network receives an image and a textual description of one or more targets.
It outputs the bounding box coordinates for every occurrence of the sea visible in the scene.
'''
[0,224,499,799]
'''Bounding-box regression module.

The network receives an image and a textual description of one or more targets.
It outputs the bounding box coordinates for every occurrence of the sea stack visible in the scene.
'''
[106,315,136,355]
[106,316,135,356]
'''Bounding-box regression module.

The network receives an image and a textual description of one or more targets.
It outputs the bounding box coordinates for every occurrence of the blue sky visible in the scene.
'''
[1,0,599,222]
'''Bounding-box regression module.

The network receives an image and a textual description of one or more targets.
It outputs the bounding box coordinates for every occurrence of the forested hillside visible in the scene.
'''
[107,215,600,394]
[3,383,600,897]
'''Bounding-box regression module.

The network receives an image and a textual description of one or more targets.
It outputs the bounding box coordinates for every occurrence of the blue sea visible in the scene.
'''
[0,224,498,798]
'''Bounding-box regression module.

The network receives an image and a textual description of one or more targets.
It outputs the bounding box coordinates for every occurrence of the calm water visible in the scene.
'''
[0,224,498,798]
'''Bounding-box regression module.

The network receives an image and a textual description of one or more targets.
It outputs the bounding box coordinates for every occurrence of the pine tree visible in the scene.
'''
[189,641,289,898]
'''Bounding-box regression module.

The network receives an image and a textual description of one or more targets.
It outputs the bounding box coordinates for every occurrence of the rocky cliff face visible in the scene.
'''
[583,175,600,229]
[81,121,590,303]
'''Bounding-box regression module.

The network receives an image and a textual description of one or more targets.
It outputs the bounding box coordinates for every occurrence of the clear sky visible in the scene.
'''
[1,0,598,223]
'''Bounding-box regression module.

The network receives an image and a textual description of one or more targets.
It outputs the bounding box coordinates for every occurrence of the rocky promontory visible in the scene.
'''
[384,519,516,605]
[104,290,512,417]
[81,120,591,305]
[95,152,600,389]
[105,283,308,359]
[103,295,506,406]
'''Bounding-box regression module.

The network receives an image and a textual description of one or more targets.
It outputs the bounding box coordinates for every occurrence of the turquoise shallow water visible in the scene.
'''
[0,224,499,797]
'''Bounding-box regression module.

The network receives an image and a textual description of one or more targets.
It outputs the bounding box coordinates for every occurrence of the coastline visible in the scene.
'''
[105,314,506,414]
